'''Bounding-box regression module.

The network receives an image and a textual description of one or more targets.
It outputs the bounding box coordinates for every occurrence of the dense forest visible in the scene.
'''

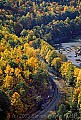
[0,0,81,120]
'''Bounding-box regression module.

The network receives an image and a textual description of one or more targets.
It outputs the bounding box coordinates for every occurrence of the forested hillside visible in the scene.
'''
[0,0,81,120]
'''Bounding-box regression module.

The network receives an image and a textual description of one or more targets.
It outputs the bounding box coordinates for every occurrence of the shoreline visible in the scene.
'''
[48,31,81,45]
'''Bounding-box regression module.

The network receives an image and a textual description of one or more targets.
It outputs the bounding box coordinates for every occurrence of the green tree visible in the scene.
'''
[58,104,68,120]
[47,111,57,120]
[51,57,61,70]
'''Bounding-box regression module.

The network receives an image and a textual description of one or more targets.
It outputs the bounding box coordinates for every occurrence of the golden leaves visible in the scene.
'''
[52,57,61,70]
[27,57,39,69]
[0,68,2,75]
[15,68,21,77]
[74,67,80,78]
[78,91,81,104]
[4,64,14,75]
[4,75,13,88]
[11,92,24,113]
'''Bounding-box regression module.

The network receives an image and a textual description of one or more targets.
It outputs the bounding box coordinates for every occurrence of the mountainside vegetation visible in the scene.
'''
[0,0,81,119]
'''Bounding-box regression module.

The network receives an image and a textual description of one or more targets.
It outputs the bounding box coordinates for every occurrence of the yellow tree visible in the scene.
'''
[52,57,62,70]
[4,75,13,88]
[76,70,81,87]
[14,68,21,77]
[4,64,14,75]
[24,43,36,58]
[27,57,39,71]
[78,91,81,105]
[60,61,74,85]
[11,92,25,114]
[73,87,80,102]
[74,67,80,78]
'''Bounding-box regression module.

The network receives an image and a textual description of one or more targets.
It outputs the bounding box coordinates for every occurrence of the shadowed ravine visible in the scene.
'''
[29,68,64,120]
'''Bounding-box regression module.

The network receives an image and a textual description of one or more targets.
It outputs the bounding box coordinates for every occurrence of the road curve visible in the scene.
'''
[29,70,62,120]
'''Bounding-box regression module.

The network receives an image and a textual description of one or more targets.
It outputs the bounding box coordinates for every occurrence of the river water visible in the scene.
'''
[54,35,81,67]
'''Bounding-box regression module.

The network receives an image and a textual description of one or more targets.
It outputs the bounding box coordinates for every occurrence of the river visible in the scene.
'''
[54,35,81,67]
